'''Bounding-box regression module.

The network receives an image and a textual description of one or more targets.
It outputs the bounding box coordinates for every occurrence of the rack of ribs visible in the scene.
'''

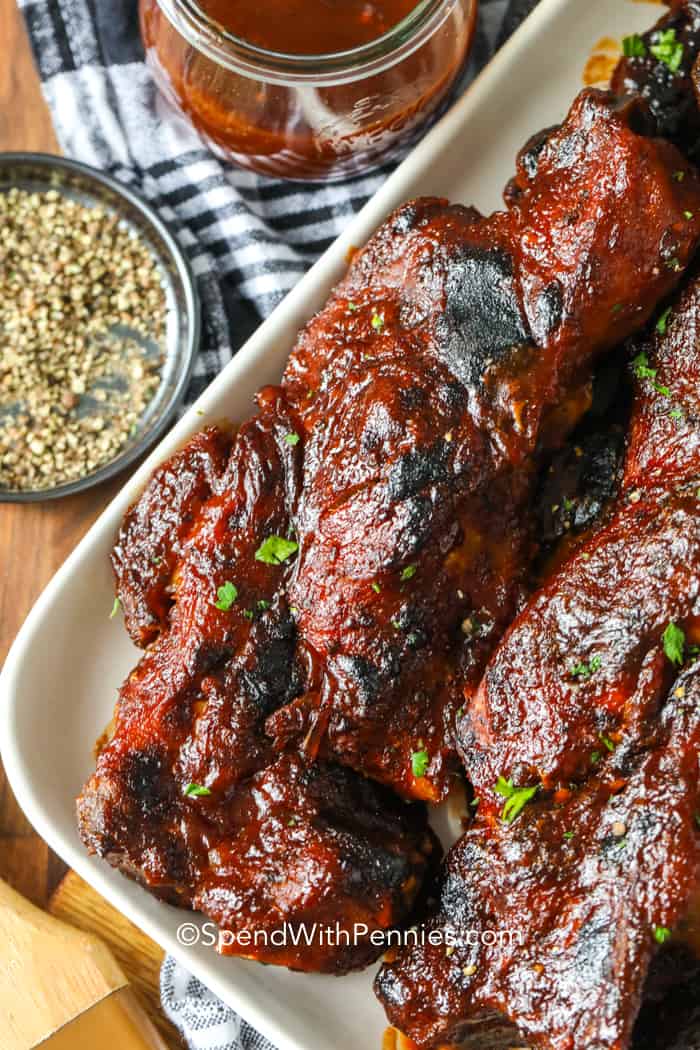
[78,5,700,975]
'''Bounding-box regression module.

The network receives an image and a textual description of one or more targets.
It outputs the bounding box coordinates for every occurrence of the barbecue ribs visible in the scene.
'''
[79,7,700,977]
[79,397,440,973]
[375,213,700,1050]
[266,87,700,801]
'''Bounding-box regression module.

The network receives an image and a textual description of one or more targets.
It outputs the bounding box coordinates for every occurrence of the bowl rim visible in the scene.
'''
[0,151,201,503]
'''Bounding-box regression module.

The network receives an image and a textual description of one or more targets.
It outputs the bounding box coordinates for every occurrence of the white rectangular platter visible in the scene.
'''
[0,3,666,1048]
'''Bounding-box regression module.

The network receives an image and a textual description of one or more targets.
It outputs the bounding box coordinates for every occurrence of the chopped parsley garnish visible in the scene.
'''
[184,783,211,797]
[612,302,624,314]
[347,301,359,312]
[371,312,384,332]
[673,170,686,182]
[657,306,672,335]
[214,581,238,610]
[109,596,121,619]
[391,618,401,630]
[563,496,575,514]
[257,599,271,611]
[632,352,670,397]
[411,749,430,778]
[591,750,601,765]
[401,565,417,582]
[255,535,299,565]
[243,609,254,620]
[570,655,602,680]
[284,432,300,446]
[470,796,480,808]
[563,831,575,841]
[494,776,539,824]
[650,28,684,73]
[669,407,684,422]
[371,581,381,594]
[685,211,695,221]
[666,257,682,273]
[622,33,647,59]
[654,925,672,945]
[600,733,615,753]
[662,621,685,666]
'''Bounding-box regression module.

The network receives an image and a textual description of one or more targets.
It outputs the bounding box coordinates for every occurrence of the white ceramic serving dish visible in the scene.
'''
[0,2,665,1048]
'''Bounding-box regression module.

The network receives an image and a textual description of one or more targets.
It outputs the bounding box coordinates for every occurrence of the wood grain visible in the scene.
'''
[0,4,181,1046]
[50,872,182,1048]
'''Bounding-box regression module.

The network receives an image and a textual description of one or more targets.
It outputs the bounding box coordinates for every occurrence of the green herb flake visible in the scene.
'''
[214,581,238,610]
[591,750,601,766]
[284,432,300,446]
[411,749,430,778]
[371,312,385,332]
[109,596,121,619]
[257,599,271,611]
[563,831,575,841]
[650,28,684,73]
[657,306,672,335]
[662,621,685,666]
[654,925,672,945]
[184,782,211,797]
[685,211,695,220]
[243,609,254,620]
[347,301,359,312]
[633,351,657,381]
[669,408,684,421]
[470,796,480,808]
[401,565,417,582]
[673,170,686,182]
[255,535,299,565]
[563,496,575,514]
[570,655,602,680]
[600,733,615,753]
[622,33,647,59]
[371,581,381,594]
[494,776,539,824]
[632,352,671,397]
[612,303,624,314]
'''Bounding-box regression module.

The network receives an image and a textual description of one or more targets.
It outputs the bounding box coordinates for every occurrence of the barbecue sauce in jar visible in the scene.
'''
[140,0,478,180]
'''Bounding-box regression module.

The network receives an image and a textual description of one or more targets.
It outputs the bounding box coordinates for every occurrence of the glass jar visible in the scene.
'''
[140,0,478,181]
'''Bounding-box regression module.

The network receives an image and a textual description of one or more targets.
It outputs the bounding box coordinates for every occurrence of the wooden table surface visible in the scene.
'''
[0,4,182,1044]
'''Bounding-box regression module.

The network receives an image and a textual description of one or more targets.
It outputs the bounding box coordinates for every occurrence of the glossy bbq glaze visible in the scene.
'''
[81,6,700,983]
[611,0,700,156]
[80,396,440,973]
[375,4,700,1040]
[271,88,700,801]
[376,281,700,1044]
[377,667,700,1050]
[196,0,419,55]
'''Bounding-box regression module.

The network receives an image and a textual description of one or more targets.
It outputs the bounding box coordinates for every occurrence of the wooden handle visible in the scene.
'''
[45,987,172,1050]
[0,877,131,1048]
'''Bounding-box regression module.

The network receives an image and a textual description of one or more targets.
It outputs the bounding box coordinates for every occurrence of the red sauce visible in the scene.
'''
[197,0,420,55]
[140,0,477,180]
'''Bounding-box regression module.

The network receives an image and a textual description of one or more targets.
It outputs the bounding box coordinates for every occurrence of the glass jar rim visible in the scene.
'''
[151,0,471,86]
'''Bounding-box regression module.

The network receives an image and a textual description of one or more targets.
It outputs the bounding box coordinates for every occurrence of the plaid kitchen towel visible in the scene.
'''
[20,0,535,1046]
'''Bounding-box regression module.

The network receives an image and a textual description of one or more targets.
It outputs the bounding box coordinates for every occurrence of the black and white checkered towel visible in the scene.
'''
[20,0,537,1045]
